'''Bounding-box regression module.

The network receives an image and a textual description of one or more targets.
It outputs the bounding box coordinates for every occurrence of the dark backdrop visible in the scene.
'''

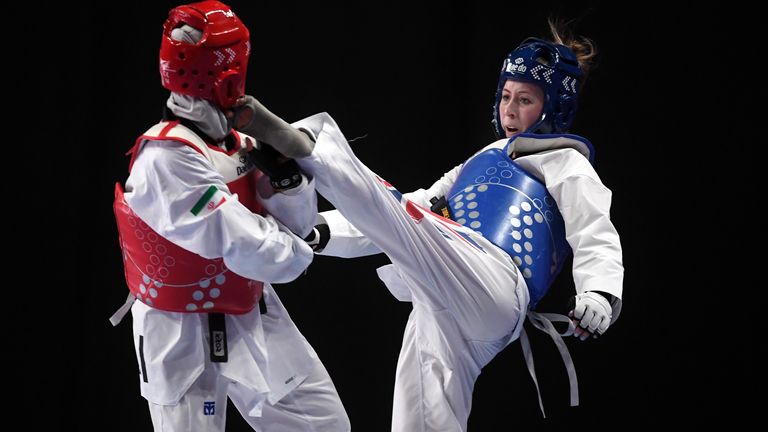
[30,1,755,430]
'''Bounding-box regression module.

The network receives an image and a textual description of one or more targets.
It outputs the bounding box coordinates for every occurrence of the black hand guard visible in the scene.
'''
[247,142,303,191]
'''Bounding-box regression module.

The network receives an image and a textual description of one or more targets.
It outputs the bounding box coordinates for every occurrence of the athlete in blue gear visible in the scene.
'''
[235,19,623,431]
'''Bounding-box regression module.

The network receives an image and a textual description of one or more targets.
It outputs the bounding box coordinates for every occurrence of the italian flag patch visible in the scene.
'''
[191,186,228,216]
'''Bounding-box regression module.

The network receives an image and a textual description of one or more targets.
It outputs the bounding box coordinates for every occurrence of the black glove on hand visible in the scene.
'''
[247,142,303,191]
[304,223,330,253]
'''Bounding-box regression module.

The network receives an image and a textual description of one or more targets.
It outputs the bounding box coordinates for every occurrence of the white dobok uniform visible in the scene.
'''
[293,113,623,431]
[121,122,350,432]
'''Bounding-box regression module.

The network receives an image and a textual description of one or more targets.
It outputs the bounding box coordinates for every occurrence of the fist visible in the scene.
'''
[569,291,612,341]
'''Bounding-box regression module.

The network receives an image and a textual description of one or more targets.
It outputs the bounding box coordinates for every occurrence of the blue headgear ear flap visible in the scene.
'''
[492,38,582,136]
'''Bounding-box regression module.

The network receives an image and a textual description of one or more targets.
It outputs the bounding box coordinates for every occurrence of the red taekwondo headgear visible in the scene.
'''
[159,1,250,109]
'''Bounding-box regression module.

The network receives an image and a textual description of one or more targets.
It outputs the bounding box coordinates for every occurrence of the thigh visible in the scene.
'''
[147,365,228,432]
[230,359,350,432]
[302,128,527,340]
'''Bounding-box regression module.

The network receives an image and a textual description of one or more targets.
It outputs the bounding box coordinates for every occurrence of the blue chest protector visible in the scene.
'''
[446,142,571,309]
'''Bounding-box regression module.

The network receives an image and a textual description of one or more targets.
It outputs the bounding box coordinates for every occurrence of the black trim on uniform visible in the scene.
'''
[259,296,268,315]
[208,313,228,363]
[139,335,148,383]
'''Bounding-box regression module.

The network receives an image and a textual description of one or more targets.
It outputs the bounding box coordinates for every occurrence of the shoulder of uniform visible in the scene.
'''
[508,133,595,163]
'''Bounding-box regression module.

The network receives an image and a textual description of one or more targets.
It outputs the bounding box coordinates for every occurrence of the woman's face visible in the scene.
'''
[498,80,544,137]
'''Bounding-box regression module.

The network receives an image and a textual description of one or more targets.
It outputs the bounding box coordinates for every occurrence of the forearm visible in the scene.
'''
[126,144,314,283]
[315,210,382,258]
[258,175,318,238]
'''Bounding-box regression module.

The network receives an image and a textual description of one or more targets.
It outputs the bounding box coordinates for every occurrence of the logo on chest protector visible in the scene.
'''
[236,163,251,176]
[213,331,225,356]
[236,153,254,176]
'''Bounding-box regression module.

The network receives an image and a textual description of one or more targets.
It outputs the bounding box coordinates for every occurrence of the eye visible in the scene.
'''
[520,97,532,105]
[501,94,510,102]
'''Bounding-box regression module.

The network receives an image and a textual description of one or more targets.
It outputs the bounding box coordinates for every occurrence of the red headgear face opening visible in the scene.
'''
[159,1,250,109]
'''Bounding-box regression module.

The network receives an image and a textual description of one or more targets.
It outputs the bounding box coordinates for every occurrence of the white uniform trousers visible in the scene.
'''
[296,113,528,431]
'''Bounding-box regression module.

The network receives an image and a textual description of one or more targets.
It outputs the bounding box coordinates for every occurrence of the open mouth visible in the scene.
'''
[505,126,519,134]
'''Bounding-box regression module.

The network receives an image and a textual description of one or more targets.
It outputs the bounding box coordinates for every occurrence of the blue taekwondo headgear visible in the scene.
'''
[492,38,583,136]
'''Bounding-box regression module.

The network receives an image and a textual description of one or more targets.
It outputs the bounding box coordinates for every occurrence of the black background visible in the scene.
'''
[28,1,755,430]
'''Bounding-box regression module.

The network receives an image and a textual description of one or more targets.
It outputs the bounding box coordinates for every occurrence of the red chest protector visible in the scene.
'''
[114,121,264,314]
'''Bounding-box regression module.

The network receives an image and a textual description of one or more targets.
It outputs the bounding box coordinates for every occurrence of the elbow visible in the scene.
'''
[220,231,314,284]
[254,238,314,284]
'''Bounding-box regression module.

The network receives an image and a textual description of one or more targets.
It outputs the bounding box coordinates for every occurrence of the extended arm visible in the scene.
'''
[124,141,313,283]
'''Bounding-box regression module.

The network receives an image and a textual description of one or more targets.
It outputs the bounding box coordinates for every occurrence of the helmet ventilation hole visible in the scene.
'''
[534,54,552,67]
